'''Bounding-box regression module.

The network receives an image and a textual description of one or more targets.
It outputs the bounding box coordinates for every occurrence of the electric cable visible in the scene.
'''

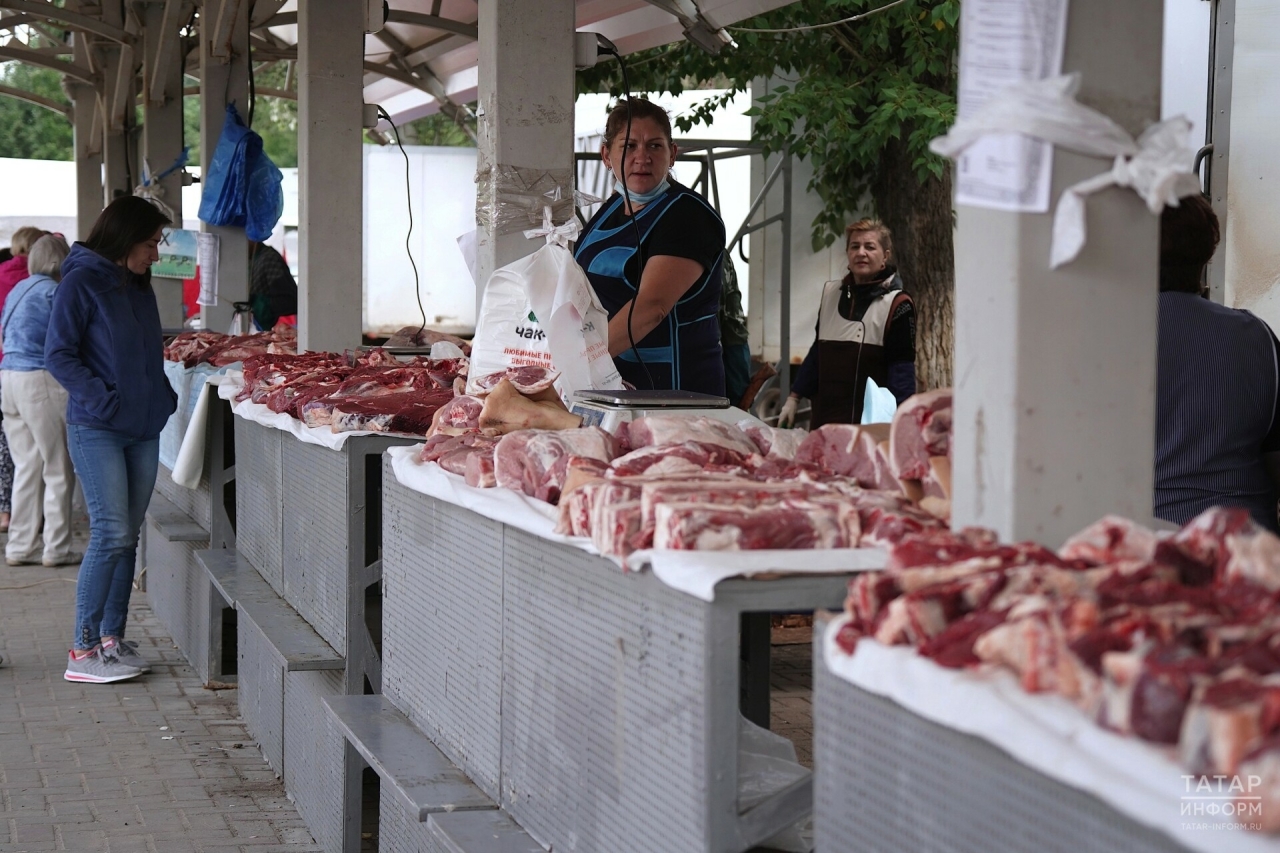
[597,39,656,390]
[377,106,428,338]
[727,0,909,34]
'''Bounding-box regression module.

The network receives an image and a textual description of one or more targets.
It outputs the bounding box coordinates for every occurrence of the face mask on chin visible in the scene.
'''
[615,177,671,206]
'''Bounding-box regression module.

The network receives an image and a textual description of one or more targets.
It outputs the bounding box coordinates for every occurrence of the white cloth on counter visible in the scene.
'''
[626,548,886,603]
[821,616,1276,853]
[218,371,402,451]
[389,444,883,601]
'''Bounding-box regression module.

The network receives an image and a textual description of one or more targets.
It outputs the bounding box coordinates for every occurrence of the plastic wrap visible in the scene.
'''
[930,73,1202,268]
[475,165,602,237]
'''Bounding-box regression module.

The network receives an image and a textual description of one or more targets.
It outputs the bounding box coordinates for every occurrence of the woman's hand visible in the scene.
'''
[607,254,705,357]
[778,394,800,428]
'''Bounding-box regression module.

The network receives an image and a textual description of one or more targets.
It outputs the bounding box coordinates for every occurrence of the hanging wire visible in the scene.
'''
[727,0,910,34]
[377,106,429,338]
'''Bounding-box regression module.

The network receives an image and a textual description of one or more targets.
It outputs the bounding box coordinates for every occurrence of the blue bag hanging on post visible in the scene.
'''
[197,103,284,241]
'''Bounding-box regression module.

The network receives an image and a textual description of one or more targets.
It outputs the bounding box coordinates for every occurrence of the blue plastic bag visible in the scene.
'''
[861,377,897,424]
[197,104,283,241]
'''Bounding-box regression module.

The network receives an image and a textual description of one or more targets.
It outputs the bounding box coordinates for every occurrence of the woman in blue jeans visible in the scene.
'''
[45,197,177,684]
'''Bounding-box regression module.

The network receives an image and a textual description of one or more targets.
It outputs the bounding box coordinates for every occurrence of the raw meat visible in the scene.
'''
[492,427,617,502]
[626,415,759,456]
[432,395,483,434]
[652,500,859,551]
[888,388,952,481]
[477,379,582,434]
[472,366,560,396]
[609,442,752,477]
[1058,515,1160,566]
[738,421,807,460]
[794,423,898,490]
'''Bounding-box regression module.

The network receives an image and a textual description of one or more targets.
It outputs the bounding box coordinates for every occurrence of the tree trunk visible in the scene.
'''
[871,132,955,391]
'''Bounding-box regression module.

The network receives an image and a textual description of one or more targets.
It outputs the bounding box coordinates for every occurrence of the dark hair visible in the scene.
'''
[83,196,172,288]
[603,98,674,149]
[1159,194,1219,294]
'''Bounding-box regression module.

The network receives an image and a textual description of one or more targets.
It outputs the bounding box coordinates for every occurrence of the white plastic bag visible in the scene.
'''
[738,715,813,852]
[861,377,897,424]
[466,208,621,400]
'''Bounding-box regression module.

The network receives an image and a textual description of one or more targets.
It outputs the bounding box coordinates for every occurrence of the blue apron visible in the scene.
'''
[575,187,725,395]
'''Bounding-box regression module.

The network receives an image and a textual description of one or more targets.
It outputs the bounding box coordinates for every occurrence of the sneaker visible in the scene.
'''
[41,551,82,568]
[5,554,39,566]
[64,646,143,684]
[106,638,152,674]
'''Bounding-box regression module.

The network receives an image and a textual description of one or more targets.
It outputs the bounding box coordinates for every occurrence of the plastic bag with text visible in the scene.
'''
[466,212,622,400]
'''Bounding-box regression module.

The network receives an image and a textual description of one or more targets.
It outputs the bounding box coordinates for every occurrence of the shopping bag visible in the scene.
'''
[466,208,622,400]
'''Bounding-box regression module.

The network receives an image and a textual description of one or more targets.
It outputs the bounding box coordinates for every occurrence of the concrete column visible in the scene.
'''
[68,82,103,241]
[198,0,251,334]
[297,0,365,353]
[950,0,1164,546]
[475,0,576,313]
[142,1,190,329]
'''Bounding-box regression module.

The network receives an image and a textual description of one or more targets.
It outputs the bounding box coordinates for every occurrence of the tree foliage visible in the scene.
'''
[0,63,73,160]
[577,0,959,251]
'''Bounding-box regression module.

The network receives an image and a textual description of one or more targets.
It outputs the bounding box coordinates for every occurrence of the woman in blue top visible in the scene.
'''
[1,234,77,569]
[576,99,727,395]
[46,196,178,684]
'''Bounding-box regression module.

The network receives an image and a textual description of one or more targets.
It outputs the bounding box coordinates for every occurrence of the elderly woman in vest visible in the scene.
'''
[2,234,78,567]
[779,219,917,428]
[1155,194,1280,531]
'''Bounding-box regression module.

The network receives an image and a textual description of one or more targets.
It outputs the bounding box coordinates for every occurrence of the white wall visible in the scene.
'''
[1162,0,1211,149]
[362,145,478,336]
[1222,0,1280,329]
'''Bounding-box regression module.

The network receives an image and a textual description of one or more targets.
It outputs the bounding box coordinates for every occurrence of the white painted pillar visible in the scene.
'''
[950,0,1164,547]
[143,0,189,328]
[475,0,577,314]
[68,81,102,241]
[198,0,251,334]
[297,0,365,353]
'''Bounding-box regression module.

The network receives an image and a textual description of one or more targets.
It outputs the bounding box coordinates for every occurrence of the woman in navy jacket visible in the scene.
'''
[45,196,177,684]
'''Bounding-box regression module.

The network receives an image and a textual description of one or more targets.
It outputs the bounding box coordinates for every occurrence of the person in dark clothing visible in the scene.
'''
[1155,194,1280,531]
[719,257,751,405]
[45,196,178,684]
[248,240,297,330]
[576,98,727,396]
[779,219,916,428]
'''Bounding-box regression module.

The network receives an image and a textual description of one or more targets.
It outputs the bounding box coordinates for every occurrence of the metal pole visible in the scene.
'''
[778,151,792,400]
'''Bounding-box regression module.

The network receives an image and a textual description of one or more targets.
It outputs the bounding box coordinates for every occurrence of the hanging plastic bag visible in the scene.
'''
[227,301,255,336]
[466,207,622,400]
[861,377,897,424]
[197,103,284,241]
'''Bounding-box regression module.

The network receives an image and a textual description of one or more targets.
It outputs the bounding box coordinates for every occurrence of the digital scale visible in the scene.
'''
[569,388,758,433]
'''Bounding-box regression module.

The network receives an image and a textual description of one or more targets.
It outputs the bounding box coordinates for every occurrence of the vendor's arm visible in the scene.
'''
[884,297,917,404]
[607,254,705,357]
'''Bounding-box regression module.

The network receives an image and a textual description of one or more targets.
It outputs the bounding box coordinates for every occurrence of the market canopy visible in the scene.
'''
[0,0,800,126]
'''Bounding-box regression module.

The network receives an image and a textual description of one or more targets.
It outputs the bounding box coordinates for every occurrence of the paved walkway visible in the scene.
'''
[0,541,324,853]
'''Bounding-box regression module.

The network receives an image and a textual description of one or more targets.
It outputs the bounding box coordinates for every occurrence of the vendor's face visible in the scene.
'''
[123,228,164,275]
[846,231,888,284]
[601,117,676,197]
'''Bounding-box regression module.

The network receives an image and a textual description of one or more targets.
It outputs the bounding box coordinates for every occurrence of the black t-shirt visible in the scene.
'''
[598,184,725,279]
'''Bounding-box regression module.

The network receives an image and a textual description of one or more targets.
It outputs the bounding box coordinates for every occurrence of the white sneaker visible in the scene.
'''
[63,646,142,684]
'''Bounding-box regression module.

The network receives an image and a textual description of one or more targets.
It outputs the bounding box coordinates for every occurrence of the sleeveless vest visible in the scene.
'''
[812,275,907,427]
[575,187,725,395]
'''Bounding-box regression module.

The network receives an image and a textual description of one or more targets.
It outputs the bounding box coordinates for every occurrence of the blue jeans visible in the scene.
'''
[67,424,159,650]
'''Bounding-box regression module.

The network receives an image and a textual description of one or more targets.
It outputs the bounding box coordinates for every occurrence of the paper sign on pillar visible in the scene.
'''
[467,207,622,401]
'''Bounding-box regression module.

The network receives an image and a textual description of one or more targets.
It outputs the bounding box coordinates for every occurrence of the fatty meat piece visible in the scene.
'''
[738,421,807,460]
[493,427,617,502]
[433,395,484,432]
[888,388,952,481]
[592,499,644,557]
[465,452,497,488]
[1058,515,1160,566]
[794,423,898,490]
[472,366,560,396]
[1179,676,1280,776]
[625,415,759,456]
[609,442,752,477]
[652,500,859,551]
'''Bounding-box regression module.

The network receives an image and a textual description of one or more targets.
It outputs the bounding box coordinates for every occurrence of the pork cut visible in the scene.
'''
[624,415,759,456]
[472,366,560,396]
[492,427,617,502]
[888,388,952,481]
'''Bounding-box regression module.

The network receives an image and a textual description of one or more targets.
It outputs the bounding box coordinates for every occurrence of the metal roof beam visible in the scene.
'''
[0,81,68,115]
[0,43,96,83]
[257,9,477,41]
[0,0,133,45]
[148,0,192,106]
[372,25,475,142]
